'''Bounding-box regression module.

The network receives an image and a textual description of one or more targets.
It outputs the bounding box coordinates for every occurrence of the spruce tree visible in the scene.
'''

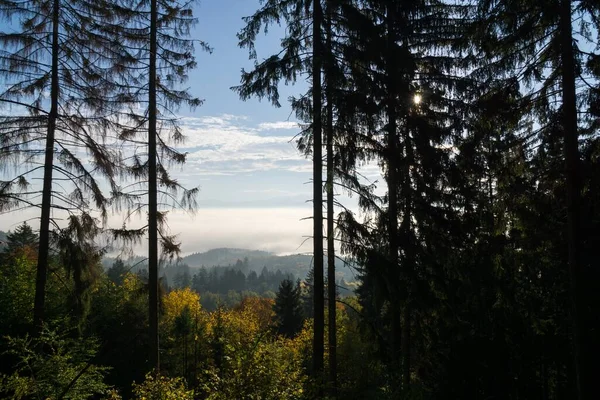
[4,223,38,254]
[470,0,600,396]
[107,0,208,371]
[0,0,123,330]
[324,1,336,392]
[273,278,304,338]
[233,0,327,382]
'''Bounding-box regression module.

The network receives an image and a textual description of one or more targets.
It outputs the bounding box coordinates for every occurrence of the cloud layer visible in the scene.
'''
[178,115,309,176]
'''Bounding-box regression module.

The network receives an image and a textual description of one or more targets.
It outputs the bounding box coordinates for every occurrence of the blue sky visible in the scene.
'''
[151,0,380,256]
[168,0,314,254]
[0,0,379,256]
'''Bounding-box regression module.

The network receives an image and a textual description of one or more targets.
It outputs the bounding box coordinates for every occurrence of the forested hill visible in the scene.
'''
[181,248,272,268]
[103,247,357,281]
[183,248,356,280]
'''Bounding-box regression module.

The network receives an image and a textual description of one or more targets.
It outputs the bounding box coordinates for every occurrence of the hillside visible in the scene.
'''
[102,247,357,281]
[182,248,273,268]
[181,247,356,281]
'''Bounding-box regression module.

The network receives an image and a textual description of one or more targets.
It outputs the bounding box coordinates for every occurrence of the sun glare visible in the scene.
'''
[413,94,422,105]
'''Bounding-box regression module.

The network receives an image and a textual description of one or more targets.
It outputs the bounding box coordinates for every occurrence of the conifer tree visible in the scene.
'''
[4,223,38,254]
[107,0,207,372]
[273,278,304,338]
[324,1,336,392]
[233,0,327,381]
[335,0,476,392]
[0,0,123,330]
[470,0,600,396]
[311,0,325,381]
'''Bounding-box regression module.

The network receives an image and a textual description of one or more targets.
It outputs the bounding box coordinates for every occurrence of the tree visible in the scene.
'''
[108,0,209,371]
[108,260,128,286]
[233,0,325,382]
[311,0,325,380]
[302,265,315,318]
[334,0,477,394]
[0,0,122,331]
[470,0,600,396]
[324,0,337,392]
[0,328,111,399]
[3,223,38,254]
[273,279,304,338]
[56,213,104,330]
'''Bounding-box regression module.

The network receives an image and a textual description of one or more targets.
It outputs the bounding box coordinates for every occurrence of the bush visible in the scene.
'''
[0,328,110,399]
[132,373,194,400]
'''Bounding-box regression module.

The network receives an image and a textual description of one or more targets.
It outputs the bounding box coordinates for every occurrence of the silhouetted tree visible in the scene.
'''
[108,259,128,286]
[0,0,122,331]
[108,0,209,371]
[3,223,38,256]
[273,279,304,338]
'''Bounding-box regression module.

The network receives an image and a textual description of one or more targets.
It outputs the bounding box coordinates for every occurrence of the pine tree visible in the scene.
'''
[273,279,304,338]
[106,0,208,371]
[334,0,477,393]
[324,1,336,392]
[470,0,600,396]
[0,0,124,330]
[107,259,128,286]
[233,0,327,382]
[56,213,104,332]
[3,223,38,254]
[311,0,325,381]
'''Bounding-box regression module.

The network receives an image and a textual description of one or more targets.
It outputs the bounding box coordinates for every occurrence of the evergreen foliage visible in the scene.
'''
[273,279,304,338]
[0,0,598,398]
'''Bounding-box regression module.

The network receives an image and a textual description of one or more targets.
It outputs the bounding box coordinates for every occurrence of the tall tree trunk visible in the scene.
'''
[33,0,60,332]
[385,2,401,373]
[401,117,413,392]
[148,0,160,373]
[559,1,585,398]
[325,3,336,395]
[312,0,325,386]
[194,311,198,387]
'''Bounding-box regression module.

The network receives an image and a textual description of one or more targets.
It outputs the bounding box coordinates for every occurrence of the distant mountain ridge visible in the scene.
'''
[182,248,274,268]
[180,247,355,281]
[102,247,357,281]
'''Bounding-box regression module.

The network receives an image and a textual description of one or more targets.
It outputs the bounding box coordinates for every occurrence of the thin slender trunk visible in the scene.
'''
[33,0,60,332]
[312,0,325,386]
[401,117,413,392]
[325,3,336,395]
[559,1,585,398]
[148,0,160,373]
[385,3,401,372]
[194,312,198,387]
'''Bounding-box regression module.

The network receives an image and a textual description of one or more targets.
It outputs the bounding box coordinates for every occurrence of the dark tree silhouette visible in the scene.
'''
[106,0,209,371]
[273,279,304,338]
[0,0,123,331]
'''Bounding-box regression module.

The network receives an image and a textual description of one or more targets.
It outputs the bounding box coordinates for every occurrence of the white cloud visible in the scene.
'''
[242,189,294,195]
[176,114,310,175]
[99,208,314,256]
[257,121,299,130]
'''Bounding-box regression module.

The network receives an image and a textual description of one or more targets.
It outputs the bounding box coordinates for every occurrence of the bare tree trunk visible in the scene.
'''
[148,0,160,373]
[312,0,325,390]
[385,2,401,374]
[559,1,586,398]
[33,0,60,332]
[325,3,336,395]
[401,116,413,392]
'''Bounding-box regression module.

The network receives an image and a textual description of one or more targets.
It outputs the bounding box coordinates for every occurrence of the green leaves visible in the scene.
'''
[0,328,111,400]
[132,373,194,400]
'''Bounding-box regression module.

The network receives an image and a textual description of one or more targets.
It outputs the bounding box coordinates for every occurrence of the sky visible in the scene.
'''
[0,0,383,256]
